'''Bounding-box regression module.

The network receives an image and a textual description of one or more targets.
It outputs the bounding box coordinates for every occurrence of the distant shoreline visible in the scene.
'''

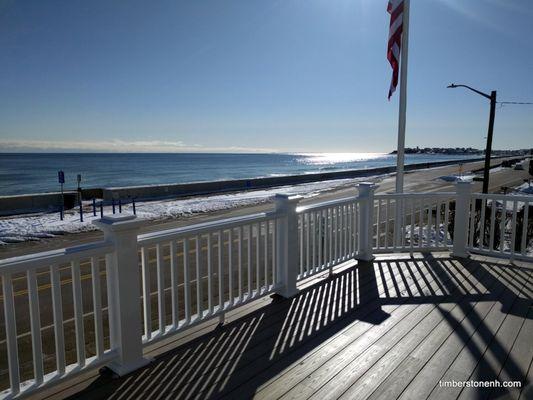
[389,148,529,156]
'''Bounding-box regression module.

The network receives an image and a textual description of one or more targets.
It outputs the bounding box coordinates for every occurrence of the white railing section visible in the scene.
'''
[373,192,456,253]
[0,181,532,398]
[137,211,280,345]
[467,193,533,261]
[296,197,361,279]
[0,242,116,399]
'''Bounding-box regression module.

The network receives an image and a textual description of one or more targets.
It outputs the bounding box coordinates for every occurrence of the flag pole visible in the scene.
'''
[395,0,410,194]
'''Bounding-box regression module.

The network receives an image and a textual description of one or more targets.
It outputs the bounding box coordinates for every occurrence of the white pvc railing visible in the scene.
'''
[0,242,116,399]
[0,181,531,398]
[467,193,532,261]
[373,192,456,253]
[137,211,279,345]
[296,197,361,280]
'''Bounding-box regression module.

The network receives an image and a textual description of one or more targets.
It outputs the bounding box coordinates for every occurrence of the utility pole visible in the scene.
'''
[447,84,497,193]
[482,91,497,194]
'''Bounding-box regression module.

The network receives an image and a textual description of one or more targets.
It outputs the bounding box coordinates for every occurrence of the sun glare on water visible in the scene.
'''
[298,153,388,165]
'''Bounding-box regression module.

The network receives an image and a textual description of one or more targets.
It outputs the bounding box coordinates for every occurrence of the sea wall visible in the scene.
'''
[0,191,79,217]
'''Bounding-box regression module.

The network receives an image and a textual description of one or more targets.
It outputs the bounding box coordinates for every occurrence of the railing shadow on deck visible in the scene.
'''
[70,255,532,400]
[423,254,532,400]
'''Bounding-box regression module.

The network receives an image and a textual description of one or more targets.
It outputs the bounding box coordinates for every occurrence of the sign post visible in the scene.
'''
[77,174,83,222]
[58,170,65,220]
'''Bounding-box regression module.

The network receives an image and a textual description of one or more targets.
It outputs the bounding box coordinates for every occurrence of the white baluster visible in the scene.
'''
[27,268,44,384]
[2,273,20,394]
[71,260,86,367]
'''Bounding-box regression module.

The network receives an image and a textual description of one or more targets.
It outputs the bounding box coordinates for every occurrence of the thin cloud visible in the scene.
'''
[0,139,278,153]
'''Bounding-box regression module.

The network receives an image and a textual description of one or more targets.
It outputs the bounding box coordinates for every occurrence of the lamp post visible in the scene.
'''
[447,83,497,194]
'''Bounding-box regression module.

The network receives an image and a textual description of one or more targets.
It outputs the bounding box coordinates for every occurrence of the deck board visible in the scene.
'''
[49,253,532,400]
[306,259,516,400]
[427,264,531,400]
[365,262,525,400]
[397,262,531,400]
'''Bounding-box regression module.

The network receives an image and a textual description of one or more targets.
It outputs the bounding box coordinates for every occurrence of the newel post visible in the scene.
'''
[93,215,150,375]
[356,183,376,262]
[452,181,472,258]
[274,194,302,298]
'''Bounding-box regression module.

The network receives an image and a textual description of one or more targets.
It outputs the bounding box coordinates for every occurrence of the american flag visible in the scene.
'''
[387,0,404,99]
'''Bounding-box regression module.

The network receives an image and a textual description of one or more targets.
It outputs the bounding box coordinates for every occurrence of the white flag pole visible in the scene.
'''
[395,0,410,194]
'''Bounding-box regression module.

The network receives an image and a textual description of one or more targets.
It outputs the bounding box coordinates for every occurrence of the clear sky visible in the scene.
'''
[0,0,531,153]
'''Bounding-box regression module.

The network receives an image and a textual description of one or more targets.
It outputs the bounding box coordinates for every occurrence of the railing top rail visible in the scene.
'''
[471,192,533,202]
[374,192,456,200]
[296,196,358,213]
[138,210,279,246]
[0,241,114,275]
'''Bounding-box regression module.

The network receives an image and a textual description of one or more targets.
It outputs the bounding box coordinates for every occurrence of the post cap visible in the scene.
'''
[455,180,473,193]
[357,182,376,187]
[357,182,377,196]
[274,193,303,202]
[455,180,473,186]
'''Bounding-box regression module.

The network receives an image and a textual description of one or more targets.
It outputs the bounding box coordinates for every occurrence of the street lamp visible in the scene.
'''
[447,83,497,194]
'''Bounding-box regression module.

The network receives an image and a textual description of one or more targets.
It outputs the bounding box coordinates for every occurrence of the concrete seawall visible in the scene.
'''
[0,192,79,217]
[2,156,521,216]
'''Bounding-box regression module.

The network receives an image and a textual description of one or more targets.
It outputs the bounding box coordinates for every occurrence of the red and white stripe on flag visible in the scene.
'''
[387,0,404,99]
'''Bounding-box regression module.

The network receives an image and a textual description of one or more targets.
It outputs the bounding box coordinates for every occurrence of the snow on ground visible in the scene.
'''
[0,176,382,245]
[436,166,513,184]
[404,224,452,247]
[515,181,533,195]
[436,174,475,183]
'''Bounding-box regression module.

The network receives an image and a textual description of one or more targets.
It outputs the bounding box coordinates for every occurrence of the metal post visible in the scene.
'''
[274,194,302,298]
[58,170,65,221]
[92,198,97,217]
[447,84,496,194]
[118,199,122,214]
[132,198,136,215]
[100,201,104,218]
[482,91,497,194]
[61,183,64,221]
[92,215,150,375]
[112,199,116,214]
[79,201,83,222]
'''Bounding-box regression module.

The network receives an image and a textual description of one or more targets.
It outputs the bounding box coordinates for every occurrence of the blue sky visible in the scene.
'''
[0,0,531,153]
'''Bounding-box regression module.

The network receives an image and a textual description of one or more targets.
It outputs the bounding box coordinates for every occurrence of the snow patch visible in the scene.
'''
[436,175,475,183]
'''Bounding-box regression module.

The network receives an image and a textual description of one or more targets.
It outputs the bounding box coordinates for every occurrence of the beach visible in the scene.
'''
[1,156,530,259]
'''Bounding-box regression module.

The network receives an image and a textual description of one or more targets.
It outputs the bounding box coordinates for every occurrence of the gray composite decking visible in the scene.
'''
[45,252,532,400]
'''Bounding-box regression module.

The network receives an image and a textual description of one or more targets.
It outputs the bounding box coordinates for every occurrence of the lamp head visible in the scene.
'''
[447,83,457,88]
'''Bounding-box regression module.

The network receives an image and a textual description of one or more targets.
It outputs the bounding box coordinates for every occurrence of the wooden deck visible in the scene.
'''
[43,252,532,400]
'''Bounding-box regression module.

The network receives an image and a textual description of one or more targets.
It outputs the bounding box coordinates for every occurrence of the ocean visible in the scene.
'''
[0,152,477,196]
